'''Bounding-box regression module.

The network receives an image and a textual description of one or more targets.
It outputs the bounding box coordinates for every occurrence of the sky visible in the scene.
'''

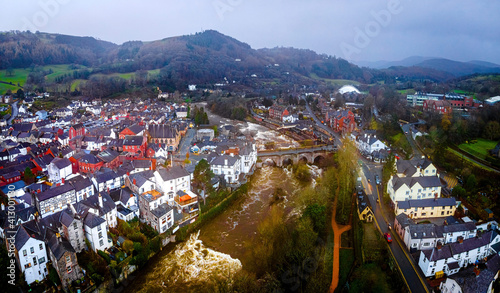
[1,0,500,64]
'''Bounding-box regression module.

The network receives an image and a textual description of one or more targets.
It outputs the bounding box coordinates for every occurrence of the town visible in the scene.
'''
[1,78,500,292]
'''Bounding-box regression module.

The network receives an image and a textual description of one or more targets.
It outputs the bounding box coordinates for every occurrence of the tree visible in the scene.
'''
[262,98,273,107]
[483,121,500,140]
[6,67,14,77]
[24,167,34,184]
[193,159,214,204]
[452,186,466,198]
[122,240,134,255]
[466,174,477,191]
[213,125,218,137]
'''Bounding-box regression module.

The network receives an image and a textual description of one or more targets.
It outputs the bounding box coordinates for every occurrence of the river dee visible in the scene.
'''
[126,165,311,292]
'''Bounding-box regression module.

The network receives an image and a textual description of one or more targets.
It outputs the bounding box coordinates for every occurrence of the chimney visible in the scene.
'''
[458,237,463,244]
[436,242,442,250]
[224,159,228,166]
[98,193,103,208]
[68,203,77,215]
[133,178,137,186]
[61,177,65,184]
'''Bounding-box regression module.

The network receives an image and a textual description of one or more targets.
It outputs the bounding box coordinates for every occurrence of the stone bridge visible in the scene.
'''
[257,145,337,167]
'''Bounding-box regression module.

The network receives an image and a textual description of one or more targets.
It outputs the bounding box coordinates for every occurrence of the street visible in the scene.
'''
[359,160,429,293]
[7,100,18,125]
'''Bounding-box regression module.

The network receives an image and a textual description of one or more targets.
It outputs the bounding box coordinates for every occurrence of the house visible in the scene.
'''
[92,171,122,193]
[97,149,120,169]
[138,189,174,233]
[394,213,416,240]
[387,158,442,204]
[41,208,87,253]
[357,133,388,155]
[403,223,443,251]
[119,124,145,139]
[75,192,117,229]
[126,171,155,194]
[210,154,241,185]
[35,110,48,120]
[148,124,181,151]
[11,223,49,285]
[154,166,191,201]
[46,233,83,290]
[78,154,104,174]
[395,198,457,219]
[269,105,289,121]
[47,157,73,183]
[423,100,452,115]
[67,175,95,202]
[81,213,111,252]
[123,135,147,155]
[176,107,188,118]
[439,278,462,293]
[174,190,199,223]
[109,187,139,220]
[418,230,500,277]
[36,184,77,218]
[239,142,257,174]
[69,123,85,140]
[357,192,374,222]
[330,110,356,134]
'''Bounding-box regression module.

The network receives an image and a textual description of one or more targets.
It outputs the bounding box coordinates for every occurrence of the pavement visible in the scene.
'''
[329,177,352,293]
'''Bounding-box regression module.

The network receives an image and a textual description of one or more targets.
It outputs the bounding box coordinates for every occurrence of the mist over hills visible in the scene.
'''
[1,30,499,90]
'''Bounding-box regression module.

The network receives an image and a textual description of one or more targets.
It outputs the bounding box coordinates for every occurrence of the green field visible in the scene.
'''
[458,138,498,160]
[1,66,163,93]
[397,89,416,95]
[309,73,360,86]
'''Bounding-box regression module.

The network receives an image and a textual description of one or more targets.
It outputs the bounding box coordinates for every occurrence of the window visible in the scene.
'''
[66,255,71,263]
[406,191,410,195]
[33,257,37,265]
[441,211,444,215]
[25,263,32,269]
[99,239,104,247]
[39,257,45,264]
[67,266,72,273]
[98,225,102,231]
[30,247,34,254]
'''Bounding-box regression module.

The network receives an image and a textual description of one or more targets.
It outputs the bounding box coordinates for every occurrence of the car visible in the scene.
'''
[384,233,392,243]
[375,175,381,185]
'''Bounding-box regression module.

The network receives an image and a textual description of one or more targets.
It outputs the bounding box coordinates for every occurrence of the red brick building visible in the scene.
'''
[78,154,103,174]
[331,110,356,134]
[269,105,289,121]
[119,124,145,139]
[123,135,147,156]
[69,123,85,139]
[423,100,452,114]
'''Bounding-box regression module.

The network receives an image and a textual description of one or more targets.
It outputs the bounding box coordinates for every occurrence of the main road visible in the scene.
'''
[359,160,429,293]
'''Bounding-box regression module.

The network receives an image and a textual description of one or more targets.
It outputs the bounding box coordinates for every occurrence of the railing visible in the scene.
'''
[174,195,198,206]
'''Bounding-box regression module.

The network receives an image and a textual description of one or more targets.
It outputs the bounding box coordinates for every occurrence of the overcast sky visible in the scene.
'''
[2,0,499,63]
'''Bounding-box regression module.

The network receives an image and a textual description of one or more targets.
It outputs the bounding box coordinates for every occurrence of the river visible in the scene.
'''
[125,164,320,292]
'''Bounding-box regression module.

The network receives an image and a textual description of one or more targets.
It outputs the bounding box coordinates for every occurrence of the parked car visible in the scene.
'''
[384,233,392,243]
[375,175,381,185]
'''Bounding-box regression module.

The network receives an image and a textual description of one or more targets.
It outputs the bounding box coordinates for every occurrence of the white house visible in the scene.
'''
[239,143,257,174]
[210,154,241,185]
[418,230,500,278]
[357,133,388,154]
[82,213,111,252]
[404,223,443,251]
[48,157,73,183]
[439,278,462,293]
[282,114,299,123]
[387,158,441,204]
[68,176,95,202]
[92,171,122,193]
[154,166,191,202]
[14,224,49,285]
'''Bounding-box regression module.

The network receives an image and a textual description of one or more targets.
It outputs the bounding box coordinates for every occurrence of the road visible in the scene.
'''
[7,100,18,125]
[401,123,423,158]
[359,160,429,293]
[304,102,343,147]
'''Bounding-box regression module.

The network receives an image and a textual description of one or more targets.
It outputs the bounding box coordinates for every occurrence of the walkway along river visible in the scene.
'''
[124,165,321,292]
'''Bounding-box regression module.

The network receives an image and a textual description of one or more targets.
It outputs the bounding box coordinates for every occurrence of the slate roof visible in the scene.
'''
[67,175,93,192]
[397,198,456,209]
[450,231,495,255]
[148,124,178,139]
[210,155,240,167]
[50,157,72,169]
[94,170,119,183]
[156,166,190,181]
[392,176,442,192]
[83,212,105,228]
[97,149,119,163]
[396,213,415,228]
[436,222,476,235]
[423,245,453,262]
[79,154,102,164]
[408,223,442,239]
[109,187,135,205]
[38,184,75,201]
[150,203,173,218]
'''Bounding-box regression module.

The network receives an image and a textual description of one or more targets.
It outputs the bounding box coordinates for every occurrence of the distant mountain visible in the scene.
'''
[0,31,117,68]
[414,58,500,76]
[354,56,500,77]
[354,56,435,69]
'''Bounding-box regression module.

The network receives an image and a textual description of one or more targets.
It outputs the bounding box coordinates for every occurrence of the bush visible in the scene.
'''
[97,250,111,264]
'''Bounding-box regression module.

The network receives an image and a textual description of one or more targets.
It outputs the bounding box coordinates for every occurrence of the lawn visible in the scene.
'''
[0,68,30,94]
[458,138,498,160]
[338,248,355,290]
[309,73,360,86]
